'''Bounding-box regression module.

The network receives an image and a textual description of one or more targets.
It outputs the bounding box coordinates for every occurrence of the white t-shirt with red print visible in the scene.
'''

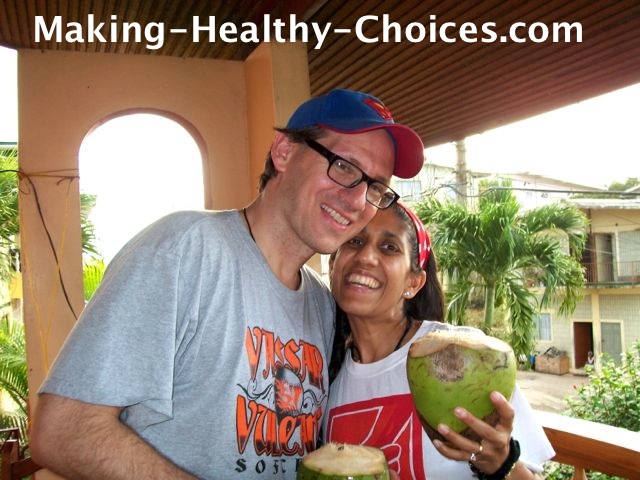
[324,321,554,480]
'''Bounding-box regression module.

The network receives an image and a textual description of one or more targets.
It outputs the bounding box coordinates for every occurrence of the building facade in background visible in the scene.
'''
[397,162,639,371]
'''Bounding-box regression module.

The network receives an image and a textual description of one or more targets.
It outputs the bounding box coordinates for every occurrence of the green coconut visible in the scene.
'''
[297,443,389,480]
[406,329,516,443]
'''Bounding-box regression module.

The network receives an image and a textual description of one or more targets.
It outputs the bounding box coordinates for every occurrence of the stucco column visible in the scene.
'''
[18,54,86,421]
[244,42,323,273]
[244,41,311,192]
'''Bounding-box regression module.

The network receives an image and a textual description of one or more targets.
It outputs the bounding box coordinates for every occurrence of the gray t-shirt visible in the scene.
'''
[40,210,335,479]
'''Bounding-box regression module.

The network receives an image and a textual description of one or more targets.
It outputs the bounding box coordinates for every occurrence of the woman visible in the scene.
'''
[324,202,554,479]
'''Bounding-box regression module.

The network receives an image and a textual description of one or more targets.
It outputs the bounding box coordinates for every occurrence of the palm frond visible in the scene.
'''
[83,257,106,301]
[0,316,29,442]
[521,203,588,257]
[444,273,474,325]
[502,278,537,358]
[415,187,589,359]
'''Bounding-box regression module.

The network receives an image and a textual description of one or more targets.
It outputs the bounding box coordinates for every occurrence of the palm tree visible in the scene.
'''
[0,147,103,445]
[0,313,28,445]
[415,182,588,358]
[0,147,20,284]
[0,147,100,278]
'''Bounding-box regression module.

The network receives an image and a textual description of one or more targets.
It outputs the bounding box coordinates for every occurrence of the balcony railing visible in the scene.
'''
[2,414,639,479]
[0,428,40,480]
[583,260,640,285]
[537,410,640,479]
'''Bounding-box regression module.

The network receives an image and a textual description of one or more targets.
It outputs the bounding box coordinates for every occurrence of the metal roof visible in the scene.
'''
[567,198,640,210]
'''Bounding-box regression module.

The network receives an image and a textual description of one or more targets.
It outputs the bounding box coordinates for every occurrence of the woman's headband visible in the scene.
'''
[398,202,431,269]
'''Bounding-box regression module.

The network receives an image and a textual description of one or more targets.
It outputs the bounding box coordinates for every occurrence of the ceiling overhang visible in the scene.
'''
[1,0,639,147]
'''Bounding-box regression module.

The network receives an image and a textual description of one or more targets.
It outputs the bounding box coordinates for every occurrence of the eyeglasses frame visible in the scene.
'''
[303,138,400,209]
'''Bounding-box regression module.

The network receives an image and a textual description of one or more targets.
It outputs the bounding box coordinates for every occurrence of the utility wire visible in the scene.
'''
[1,168,79,320]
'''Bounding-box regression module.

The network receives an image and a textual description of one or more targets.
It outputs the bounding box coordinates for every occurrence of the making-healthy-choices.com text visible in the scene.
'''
[35,14,584,51]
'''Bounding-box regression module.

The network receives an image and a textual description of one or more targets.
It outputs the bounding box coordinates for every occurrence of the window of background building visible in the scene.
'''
[534,313,552,341]
[394,179,422,202]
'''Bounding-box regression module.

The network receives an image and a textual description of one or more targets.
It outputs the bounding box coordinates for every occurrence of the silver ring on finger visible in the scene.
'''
[469,443,483,463]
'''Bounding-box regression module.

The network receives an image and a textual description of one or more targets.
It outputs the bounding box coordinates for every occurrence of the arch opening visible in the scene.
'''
[79,113,205,264]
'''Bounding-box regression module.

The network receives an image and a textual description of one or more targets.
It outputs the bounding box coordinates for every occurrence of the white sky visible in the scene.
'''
[425,83,639,188]
[0,47,18,142]
[79,115,204,262]
[1,45,638,258]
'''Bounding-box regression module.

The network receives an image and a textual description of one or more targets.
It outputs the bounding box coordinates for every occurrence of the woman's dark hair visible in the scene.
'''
[393,203,445,323]
[328,202,445,382]
[258,126,325,192]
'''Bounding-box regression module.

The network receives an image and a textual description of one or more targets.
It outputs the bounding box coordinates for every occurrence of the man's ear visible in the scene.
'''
[270,132,296,173]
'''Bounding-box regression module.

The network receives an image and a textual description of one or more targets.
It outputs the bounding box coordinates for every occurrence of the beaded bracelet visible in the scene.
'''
[469,437,521,480]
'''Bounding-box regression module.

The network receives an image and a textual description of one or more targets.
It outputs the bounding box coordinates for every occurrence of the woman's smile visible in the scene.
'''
[345,272,382,290]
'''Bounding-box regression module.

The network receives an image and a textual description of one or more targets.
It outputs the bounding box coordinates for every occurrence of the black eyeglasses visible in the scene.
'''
[304,139,399,209]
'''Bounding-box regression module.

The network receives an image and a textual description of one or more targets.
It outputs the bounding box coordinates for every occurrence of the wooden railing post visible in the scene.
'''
[0,428,41,480]
[571,467,587,480]
[0,429,20,480]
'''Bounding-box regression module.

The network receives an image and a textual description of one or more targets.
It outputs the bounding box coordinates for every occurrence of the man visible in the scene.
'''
[30,89,424,479]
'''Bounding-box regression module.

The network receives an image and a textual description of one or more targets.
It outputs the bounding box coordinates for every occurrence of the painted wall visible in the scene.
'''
[539,289,640,371]
[245,41,310,192]
[533,207,640,370]
[19,49,252,210]
[588,208,640,233]
[600,293,640,350]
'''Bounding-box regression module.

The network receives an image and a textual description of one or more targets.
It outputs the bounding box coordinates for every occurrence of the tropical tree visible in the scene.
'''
[0,313,28,445]
[0,147,20,284]
[0,147,103,444]
[415,182,588,358]
[572,177,640,200]
[0,147,100,278]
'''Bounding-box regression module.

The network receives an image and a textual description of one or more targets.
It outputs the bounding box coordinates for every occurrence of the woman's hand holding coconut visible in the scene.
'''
[406,313,544,479]
[324,203,554,479]
[430,391,538,478]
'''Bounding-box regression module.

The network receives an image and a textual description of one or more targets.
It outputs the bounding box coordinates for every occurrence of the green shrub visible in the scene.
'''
[544,341,640,480]
[0,315,28,446]
[543,463,624,480]
[566,341,640,431]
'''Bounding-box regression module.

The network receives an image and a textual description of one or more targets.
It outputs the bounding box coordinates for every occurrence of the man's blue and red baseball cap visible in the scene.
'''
[286,89,424,179]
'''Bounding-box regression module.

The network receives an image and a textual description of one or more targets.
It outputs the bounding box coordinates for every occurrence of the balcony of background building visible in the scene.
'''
[583,260,640,286]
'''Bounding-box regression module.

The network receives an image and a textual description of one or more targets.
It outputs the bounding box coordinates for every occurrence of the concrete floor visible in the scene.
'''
[516,370,591,413]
